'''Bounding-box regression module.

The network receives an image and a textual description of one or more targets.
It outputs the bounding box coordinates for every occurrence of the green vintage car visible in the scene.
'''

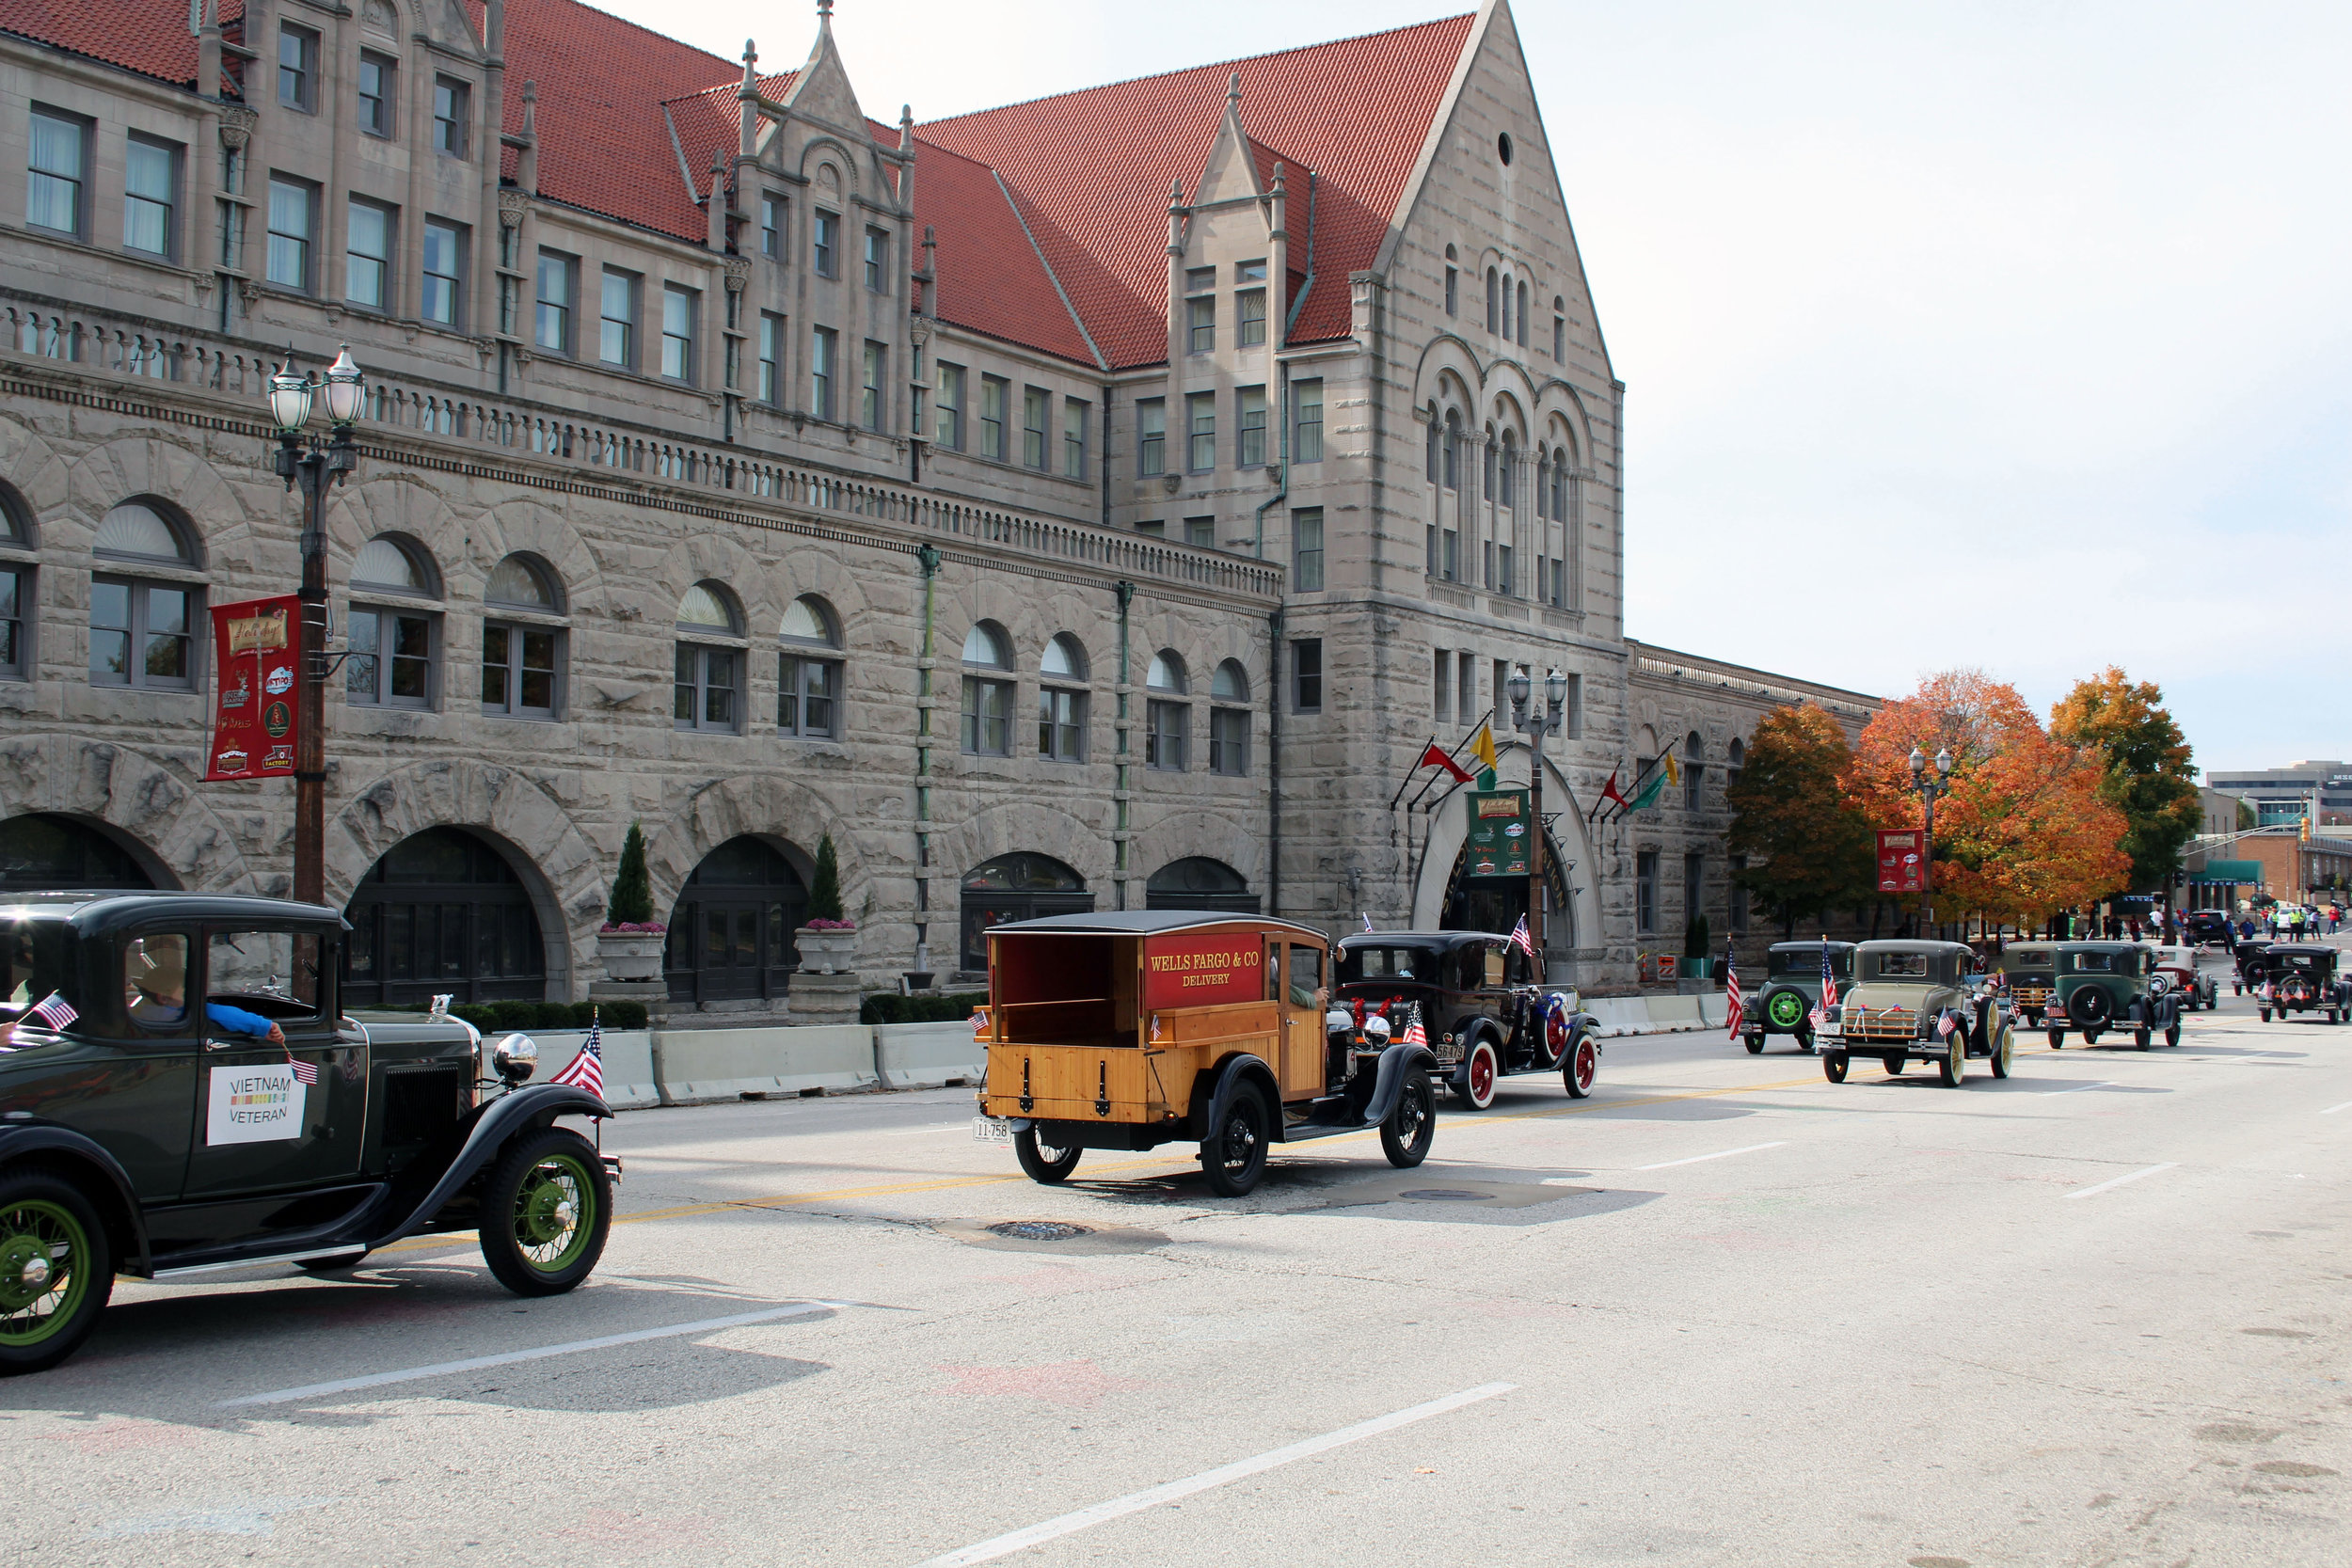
[1739,942,1854,1055]
[1814,939,2012,1087]
[2045,942,2183,1050]
[1997,942,2058,1025]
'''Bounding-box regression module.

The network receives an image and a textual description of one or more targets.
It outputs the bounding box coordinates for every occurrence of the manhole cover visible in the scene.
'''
[986,1221,1095,1242]
[1398,1189,1492,1202]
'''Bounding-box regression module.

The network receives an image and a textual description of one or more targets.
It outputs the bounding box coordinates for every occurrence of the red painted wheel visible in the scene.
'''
[1564,1036,1597,1099]
[1460,1039,1499,1110]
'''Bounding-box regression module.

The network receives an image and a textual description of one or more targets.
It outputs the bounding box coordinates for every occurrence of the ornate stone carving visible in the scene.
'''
[235,277,261,306]
[1160,473,1182,497]
[217,104,257,152]
[498,190,531,228]
[722,256,752,293]
[361,0,398,37]
[908,317,931,347]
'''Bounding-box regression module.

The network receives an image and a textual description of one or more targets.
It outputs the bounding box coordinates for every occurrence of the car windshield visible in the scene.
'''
[1340,945,1438,983]
[2069,951,2125,973]
[1768,948,1848,979]
[2004,949,2052,971]
[1867,952,1930,979]
[0,919,78,1018]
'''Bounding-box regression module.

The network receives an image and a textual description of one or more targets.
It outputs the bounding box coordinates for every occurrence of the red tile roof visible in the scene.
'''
[0,0,241,86]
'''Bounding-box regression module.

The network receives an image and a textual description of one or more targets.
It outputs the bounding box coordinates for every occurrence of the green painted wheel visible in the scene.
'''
[478,1129,612,1296]
[1766,990,1806,1031]
[0,1171,114,1375]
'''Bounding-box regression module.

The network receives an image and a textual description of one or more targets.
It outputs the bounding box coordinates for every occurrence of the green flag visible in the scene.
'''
[1623,768,1668,815]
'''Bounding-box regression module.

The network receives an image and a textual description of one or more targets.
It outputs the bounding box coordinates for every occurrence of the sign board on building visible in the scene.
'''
[2194,859,2263,885]
[1465,790,1532,878]
[1140,933,1266,1011]
[204,595,303,783]
[1876,829,1925,894]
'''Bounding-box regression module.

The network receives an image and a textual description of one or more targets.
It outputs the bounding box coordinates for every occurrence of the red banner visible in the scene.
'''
[1877,828,1925,894]
[204,594,301,783]
[1141,933,1265,1011]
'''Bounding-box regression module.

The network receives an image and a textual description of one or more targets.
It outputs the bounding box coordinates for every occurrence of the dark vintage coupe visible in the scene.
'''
[1740,942,1854,1053]
[0,892,615,1374]
[1334,930,1597,1108]
[2247,943,2352,1024]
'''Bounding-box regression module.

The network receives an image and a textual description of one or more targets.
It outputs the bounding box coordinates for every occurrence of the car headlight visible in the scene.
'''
[491,1032,539,1085]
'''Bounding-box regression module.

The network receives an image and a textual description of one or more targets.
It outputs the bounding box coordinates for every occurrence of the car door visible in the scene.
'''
[181,923,369,1200]
[1278,942,1327,1101]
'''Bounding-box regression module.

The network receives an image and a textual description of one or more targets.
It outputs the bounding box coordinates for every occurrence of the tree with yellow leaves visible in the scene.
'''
[2049,666,2201,898]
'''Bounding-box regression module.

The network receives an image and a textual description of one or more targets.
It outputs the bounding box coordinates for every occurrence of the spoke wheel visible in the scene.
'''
[1380,1072,1436,1168]
[1460,1040,1499,1110]
[1822,1053,1849,1084]
[1564,1037,1597,1098]
[1938,1031,1965,1086]
[479,1128,612,1296]
[1014,1127,1082,1183]
[1989,1026,2012,1079]
[0,1172,113,1376]
[1201,1086,1271,1197]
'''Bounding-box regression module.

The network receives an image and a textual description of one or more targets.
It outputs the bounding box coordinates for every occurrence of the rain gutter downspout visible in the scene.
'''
[1268,610,1283,917]
[914,545,941,974]
[1115,580,1136,910]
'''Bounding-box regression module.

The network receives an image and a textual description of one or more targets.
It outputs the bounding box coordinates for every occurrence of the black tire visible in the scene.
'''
[1380,1072,1436,1168]
[2134,1027,2151,1051]
[1201,1085,1271,1197]
[1014,1127,1082,1183]
[294,1251,370,1274]
[2259,1008,2270,1023]
[2070,988,2113,1030]
[1822,1053,1849,1084]
[1744,1035,1764,1055]
[1883,1053,1907,1076]
[0,1167,115,1376]
[1795,1023,1817,1055]
[1989,1025,2012,1079]
[1563,1035,1597,1099]
[2084,1028,2103,1046]
[2048,1030,2064,1049]
[2165,1022,2181,1047]
[478,1127,612,1297]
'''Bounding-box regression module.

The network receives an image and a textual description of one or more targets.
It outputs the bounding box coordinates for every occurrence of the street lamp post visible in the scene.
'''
[266,346,365,908]
[1507,665,1568,972]
[1907,744,1954,937]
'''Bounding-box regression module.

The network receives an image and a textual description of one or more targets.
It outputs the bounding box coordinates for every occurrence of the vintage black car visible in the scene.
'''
[2231,941,2271,996]
[1334,930,1597,1108]
[1740,942,1854,1053]
[2248,944,2352,1024]
[2181,910,2234,947]
[0,892,615,1374]
[2045,942,2183,1049]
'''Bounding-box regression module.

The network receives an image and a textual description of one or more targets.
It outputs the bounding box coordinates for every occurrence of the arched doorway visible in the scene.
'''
[1145,857,1258,913]
[0,813,160,892]
[960,853,1091,973]
[342,827,546,1006]
[664,836,807,1006]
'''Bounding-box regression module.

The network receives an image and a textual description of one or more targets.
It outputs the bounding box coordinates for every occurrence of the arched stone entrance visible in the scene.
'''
[1409,753,1597,968]
[663,835,808,1007]
[1145,856,1258,914]
[342,827,547,1007]
[0,812,166,892]
[959,852,1091,973]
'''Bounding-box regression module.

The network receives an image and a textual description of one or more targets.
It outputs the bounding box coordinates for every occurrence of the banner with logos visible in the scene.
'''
[1466,789,1533,878]
[204,594,301,783]
[1876,828,1925,894]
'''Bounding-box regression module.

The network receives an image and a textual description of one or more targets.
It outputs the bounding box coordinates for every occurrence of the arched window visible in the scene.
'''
[1502,272,1513,340]
[1146,856,1257,913]
[1552,295,1565,360]
[0,812,157,892]
[1535,452,1550,521]
[674,579,743,734]
[959,851,1091,973]
[0,481,33,683]
[346,534,439,710]
[663,834,808,1006]
[1442,409,1462,492]
[1482,425,1498,501]
[482,552,565,719]
[961,620,1012,756]
[342,827,545,1006]
[1517,279,1530,347]
[1038,632,1087,762]
[89,499,199,692]
[1443,245,1458,316]
[1210,658,1249,776]
[1500,430,1517,511]
[1146,650,1187,771]
[1727,737,1745,792]
[1684,730,1705,809]
[1485,267,1500,334]
[1424,404,1440,483]
[779,594,842,739]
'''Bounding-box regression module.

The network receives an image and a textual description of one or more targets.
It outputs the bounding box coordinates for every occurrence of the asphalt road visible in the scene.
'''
[10,959,2348,1567]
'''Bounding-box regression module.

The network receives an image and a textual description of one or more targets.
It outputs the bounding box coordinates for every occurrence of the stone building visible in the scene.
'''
[0,0,1871,1011]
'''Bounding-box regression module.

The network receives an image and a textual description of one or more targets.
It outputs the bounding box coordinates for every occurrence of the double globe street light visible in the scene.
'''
[265,346,366,907]
[1908,744,1955,935]
[1506,665,1569,971]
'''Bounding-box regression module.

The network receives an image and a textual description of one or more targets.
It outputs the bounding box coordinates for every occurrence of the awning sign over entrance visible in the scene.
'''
[2194,859,2262,884]
[1466,790,1531,878]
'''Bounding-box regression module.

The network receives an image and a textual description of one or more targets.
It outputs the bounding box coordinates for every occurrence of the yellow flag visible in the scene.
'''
[1663,751,1680,787]
[1470,723,1499,775]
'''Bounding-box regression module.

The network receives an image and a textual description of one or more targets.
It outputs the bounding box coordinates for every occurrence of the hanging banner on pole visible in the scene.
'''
[204,594,302,782]
[1466,789,1532,877]
[1876,828,1925,894]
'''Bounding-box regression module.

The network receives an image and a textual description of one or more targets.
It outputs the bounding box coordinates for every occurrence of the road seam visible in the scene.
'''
[2063,1162,2180,1200]
[1633,1141,1788,1171]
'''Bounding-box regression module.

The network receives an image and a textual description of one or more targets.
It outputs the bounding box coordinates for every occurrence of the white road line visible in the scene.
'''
[913,1381,1515,1568]
[2322,1101,2352,1116]
[2038,1081,2116,1096]
[1634,1141,1788,1172]
[884,1121,974,1135]
[2064,1162,2180,1200]
[216,1300,847,1408]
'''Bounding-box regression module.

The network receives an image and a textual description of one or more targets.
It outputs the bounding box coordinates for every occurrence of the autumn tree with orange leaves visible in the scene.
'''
[1843,670,2128,928]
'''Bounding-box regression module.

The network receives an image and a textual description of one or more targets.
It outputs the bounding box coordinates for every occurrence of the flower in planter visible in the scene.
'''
[802,917,858,932]
[598,921,668,935]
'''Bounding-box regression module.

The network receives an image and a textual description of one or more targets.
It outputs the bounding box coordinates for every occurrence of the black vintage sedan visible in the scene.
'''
[0,891,615,1373]
[1334,930,1597,1108]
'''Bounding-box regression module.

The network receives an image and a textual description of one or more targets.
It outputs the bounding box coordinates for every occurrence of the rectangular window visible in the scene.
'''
[1684,758,1704,811]
[813,210,837,277]
[278,25,317,112]
[1442,529,1458,582]
[1482,538,1496,592]
[1022,387,1048,468]
[961,675,1011,756]
[1492,658,1509,719]
[864,226,889,291]
[1146,699,1188,770]
[265,177,313,291]
[1136,398,1165,476]
[88,579,193,690]
[1186,294,1215,354]
[862,341,886,430]
[480,624,559,717]
[1553,312,1565,360]
[1237,385,1266,467]
[122,136,177,258]
[1551,557,1566,609]
[26,109,86,236]
[1729,854,1749,935]
[1432,650,1451,722]
[934,362,965,448]
[1062,398,1089,479]
[1497,543,1513,597]
[761,195,784,257]
[1637,851,1659,934]
[779,654,842,739]
[1456,652,1473,724]
[1136,519,1166,538]
[433,76,469,157]
[809,326,837,420]
[421,219,463,326]
[1563,673,1582,739]
[1294,379,1324,464]
[674,644,739,733]
[1684,852,1704,925]
[980,376,1008,460]
[1211,706,1248,776]
[660,284,696,381]
[1186,392,1216,471]
[533,251,574,354]
[1292,639,1323,713]
[0,566,25,679]
[595,267,635,366]
[1038,687,1085,762]
[344,607,433,708]
[1184,516,1216,548]
[346,199,391,309]
[358,51,395,136]
[1292,507,1324,593]
[756,313,784,404]
[1236,286,1266,347]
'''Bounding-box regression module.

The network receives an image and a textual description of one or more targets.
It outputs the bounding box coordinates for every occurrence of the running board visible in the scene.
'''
[153,1245,370,1279]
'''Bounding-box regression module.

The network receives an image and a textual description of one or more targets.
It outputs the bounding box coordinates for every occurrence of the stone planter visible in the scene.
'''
[597,930,666,983]
[794,927,859,974]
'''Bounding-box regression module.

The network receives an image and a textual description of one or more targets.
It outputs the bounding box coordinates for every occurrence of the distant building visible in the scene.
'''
[2197,786,2251,837]
[2205,761,2352,827]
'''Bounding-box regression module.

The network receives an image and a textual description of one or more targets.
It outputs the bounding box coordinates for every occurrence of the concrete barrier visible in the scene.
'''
[517,1029,660,1111]
[653,1023,879,1105]
[875,1021,987,1090]
[1585,996,1649,1037]
[1646,994,1704,1028]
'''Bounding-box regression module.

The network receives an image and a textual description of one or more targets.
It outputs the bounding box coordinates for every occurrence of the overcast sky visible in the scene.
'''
[602,0,2349,773]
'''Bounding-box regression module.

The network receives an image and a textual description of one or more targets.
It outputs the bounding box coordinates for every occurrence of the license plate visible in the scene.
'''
[973,1117,1014,1145]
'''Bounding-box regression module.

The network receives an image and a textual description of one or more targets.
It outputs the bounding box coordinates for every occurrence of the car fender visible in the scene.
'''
[0,1121,153,1275]
[368,1083,610,1247]
[1193,1053,1281,1144]
[1361,1042,1439,1126]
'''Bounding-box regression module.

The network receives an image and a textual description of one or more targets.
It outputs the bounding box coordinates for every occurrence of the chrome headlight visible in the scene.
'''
[491,1032,539,1085]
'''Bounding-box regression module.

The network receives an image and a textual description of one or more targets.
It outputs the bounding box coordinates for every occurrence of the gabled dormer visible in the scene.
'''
[1165,75,1295,373]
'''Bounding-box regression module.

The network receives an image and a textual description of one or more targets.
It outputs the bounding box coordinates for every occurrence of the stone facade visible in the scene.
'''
[0,0,1872,1007]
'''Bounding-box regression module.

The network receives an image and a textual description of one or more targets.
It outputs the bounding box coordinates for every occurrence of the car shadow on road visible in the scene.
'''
[1057,1159,1661,1227]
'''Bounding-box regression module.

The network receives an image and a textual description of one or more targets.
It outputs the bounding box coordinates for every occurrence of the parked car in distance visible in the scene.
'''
[1740,942,1853,1054]
[1334,930,1597,1107]
[2247,944,2352,1024]
[2181,910,2234,947]
[1998,942,2058,1025]
[2046,942,2183,1050]
[1814,940,2011,1086]
[2144,944,2217,1010]
[0,892,616,1375]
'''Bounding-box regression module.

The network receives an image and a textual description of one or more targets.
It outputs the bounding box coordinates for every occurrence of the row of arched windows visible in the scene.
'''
[958,624,1253,774]
[1440,245,1566,360]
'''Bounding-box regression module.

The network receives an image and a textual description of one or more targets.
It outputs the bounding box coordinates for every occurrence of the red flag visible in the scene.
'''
[1416,741,1474,784]
[1599,768,1629,810]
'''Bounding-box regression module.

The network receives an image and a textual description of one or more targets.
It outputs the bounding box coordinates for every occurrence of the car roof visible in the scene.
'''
[0,890,348,934]
[1338,930,1504,949]
[1855,939,1973,956]
[1766,941,1855,953]
[2054,941,2142,952]
[992,911,1328,941]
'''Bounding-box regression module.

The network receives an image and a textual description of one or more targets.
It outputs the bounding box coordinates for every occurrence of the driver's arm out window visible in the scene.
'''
[207,930,325,1026]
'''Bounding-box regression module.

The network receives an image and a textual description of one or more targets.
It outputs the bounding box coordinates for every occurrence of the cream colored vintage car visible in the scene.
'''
[1813,939,2013,1086]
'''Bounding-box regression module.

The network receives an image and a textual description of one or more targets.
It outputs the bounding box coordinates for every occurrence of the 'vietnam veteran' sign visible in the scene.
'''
[206,1063,307,1145]
[1141,934,1265,1011]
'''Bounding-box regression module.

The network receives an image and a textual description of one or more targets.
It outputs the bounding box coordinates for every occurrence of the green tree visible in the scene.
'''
[1727,705,1877,938]
[806,832,845,922]
[2048,666,2201,896]
[605,821,654,927]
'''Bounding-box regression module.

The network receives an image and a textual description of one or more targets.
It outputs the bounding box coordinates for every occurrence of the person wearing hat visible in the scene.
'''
[126,937,285,1045]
